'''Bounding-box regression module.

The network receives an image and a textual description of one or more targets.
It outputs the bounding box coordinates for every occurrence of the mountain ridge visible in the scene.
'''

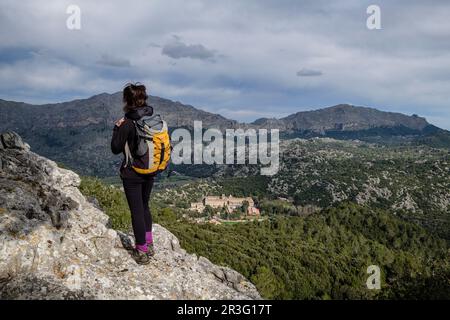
[0,93,438,130]
[253,104,429,132]
[0,92,237,130]
[0,92,449,177]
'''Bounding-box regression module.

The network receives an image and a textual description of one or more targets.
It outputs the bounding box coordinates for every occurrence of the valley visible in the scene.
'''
[76,137,449,299]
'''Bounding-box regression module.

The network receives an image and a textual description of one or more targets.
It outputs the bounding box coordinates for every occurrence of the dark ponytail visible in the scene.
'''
[123,82,148,113]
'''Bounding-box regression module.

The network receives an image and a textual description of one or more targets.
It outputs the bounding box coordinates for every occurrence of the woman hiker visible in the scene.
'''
[111,83,155,265]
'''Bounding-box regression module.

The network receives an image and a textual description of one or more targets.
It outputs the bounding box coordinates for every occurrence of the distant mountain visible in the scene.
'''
[0,93,449,177]
[0,92,237,131]
[0,93,238,176]
[253,104,450,148]
[253,104,430,132]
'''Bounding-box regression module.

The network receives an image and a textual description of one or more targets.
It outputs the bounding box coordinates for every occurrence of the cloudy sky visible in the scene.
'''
[1,0,449,128]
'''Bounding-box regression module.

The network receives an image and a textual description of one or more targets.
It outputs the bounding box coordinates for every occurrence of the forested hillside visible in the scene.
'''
[80,177,450,299]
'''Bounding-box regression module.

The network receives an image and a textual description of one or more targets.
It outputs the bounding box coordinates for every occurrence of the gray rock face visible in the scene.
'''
[0,132,260,300]
[0,131,30,150]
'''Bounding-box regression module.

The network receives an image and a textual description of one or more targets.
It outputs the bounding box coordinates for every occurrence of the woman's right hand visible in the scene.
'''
[115,117,125,127]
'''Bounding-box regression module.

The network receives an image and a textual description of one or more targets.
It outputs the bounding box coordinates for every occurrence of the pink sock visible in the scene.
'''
[135,243,148,253]
[146,231,153,245]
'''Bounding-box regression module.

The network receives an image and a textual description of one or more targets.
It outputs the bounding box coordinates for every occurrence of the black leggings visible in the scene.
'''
[122,177,154,245]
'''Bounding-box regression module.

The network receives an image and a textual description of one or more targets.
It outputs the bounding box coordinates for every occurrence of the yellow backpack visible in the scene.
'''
[124,115,171,175]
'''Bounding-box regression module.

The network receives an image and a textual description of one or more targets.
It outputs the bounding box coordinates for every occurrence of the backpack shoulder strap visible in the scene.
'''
[124,141,133,167]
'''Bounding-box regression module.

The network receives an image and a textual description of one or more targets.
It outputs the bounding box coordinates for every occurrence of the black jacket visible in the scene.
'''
[111,106,153,180]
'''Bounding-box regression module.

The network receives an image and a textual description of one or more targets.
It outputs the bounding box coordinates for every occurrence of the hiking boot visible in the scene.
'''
[146,243,155,257]
[131,248,150,265]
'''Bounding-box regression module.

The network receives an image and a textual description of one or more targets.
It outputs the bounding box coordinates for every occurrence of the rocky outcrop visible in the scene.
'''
[0,132,260,300]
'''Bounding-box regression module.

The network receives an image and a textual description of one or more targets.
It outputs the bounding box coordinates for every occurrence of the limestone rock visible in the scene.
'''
[0,131,260,300]
[0,131,30,151]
